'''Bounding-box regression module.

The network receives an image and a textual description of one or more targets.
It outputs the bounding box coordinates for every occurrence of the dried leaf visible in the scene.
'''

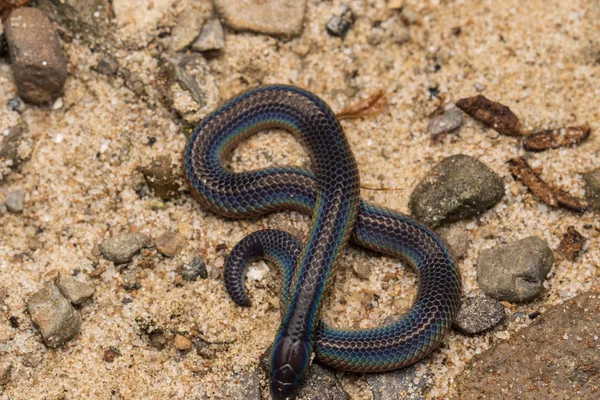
[557,226,586,261]
[553,188,589,212]
[523,125,591,151]
[456,95,522,136]
[337,90,387,120]
[507,157,557,206]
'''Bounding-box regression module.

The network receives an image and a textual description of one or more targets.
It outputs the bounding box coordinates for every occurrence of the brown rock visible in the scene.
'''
[455,291,600,399]
[140,156,183,200]
[174,334,192,351]
[4,8,68,104]
[214,0,306,38]
[155,232,186,257]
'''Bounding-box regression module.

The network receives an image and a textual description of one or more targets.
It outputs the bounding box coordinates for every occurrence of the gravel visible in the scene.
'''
[427,107,464,137]
[99,232,152,264]
[477,236,554,303]
[155,231,186,257]
[168,5,207,53]
[181,256,208,281]
[55,276,95,305]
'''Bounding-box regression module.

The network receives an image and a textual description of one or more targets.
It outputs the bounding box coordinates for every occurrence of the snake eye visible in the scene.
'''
[270,336,312,399]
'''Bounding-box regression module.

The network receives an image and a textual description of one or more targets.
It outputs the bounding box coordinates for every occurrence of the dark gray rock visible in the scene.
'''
[453,296,505,335]
[455,292,600,399]
[427,108,463,137]
[5,189,24,213]
[477,237,554,303]
[326,4,354,38]
[182,257,208,281]
[158,54,219,123]
[5,8,68,104]
[214,0,306,38]
[56,276,95,305]
[100,232,152,264]
[583,169,600,210]
[260,345,350,399]
[410,155,505,228]
[26,282,81,348]
[216,372,261,400]
[436,223,472,260]
[191,19,225,52]
[367,362,432,400]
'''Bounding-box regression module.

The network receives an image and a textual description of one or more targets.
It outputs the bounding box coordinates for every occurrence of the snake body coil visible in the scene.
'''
[184,85,462,399]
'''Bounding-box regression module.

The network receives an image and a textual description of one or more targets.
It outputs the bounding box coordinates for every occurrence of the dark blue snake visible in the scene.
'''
[184,85,462,399]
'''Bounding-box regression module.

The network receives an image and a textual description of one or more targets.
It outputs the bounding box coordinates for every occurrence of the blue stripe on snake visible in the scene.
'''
[184,85,462,399]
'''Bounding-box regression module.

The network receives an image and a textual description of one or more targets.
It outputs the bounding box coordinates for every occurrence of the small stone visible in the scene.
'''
[367,362,431,400]
[326,4,354,38]
[174,334,192,351]
[246,260,270,281]
[477,237,554,303]
[352,261,371,280]
[120,271,141,291]
[191,19,225,52]
[427,107,463,137]
[436,224,472,260]
[149,331,167,349]
[214,0,306,38]
[169,6,207,53]
[26,282,81,348]
[181,257,208,281]
[158,54,219,123]
[103,346,121,362]
[453,296,505,335]
[56,276,95,305]
[5,8,68,104]
[0,363,12,386]
[583,169,600,210]
[155,232,186,257]
[0,324,14,343]
[5,189,24,213]
[140,156,183,200]
[100,232,152,264]
[0,123,31,180]
[7,97,25,112]
[409,155,505,228]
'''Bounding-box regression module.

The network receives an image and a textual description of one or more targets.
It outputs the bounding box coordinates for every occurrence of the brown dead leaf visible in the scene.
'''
[456,95,522,136]
[337,90,387,120]
[523,125,591,152]
[557,226,586,261]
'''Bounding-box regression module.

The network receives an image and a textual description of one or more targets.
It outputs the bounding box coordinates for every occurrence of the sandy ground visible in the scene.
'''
[0,0,599,399]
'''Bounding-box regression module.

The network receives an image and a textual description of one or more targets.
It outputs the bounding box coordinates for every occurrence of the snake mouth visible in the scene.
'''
[270,336,312,399]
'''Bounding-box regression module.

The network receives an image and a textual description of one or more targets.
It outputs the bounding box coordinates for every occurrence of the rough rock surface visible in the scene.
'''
[99,232,152,264]
[0,123,31,180]
[477,236,554,303]
[56,276,95,305]
[140,156,183,200]
[367,362,432,400]
[214,0,307,38]
[26,282,82,348]
[410,154,505,227]
[4,7,68,104]
[34,0,112,39]
[583,169,600,210]
[453,296,505,335]
[455,292,600,399]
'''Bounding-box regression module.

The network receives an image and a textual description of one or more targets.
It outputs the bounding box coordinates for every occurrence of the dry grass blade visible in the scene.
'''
[523,125,591,152]
[337,90,387,120]
[456,95,522,136]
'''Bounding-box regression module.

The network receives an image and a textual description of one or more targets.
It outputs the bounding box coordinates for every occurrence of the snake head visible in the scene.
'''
[270,335,312,399]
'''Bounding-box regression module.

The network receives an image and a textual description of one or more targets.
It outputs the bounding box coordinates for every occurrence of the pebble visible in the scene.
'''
[159,54,219,123]
[191,19,225,52]
[427,107,463,137]
[409,154,505,228]
[140,156,183,200]
[246,260,270,281]
[26,282,82,348]
[169,6,207,53]
[174,334,192,351]
[4,8,68,104]
[367,362,431,400]
[326,4,355,38]
[0,123,32,181]
[352,261,371,280]
[214,0,307,38]
[583,169,600,210]
[5,189,24,213]
[456,292,600,399]
[120,270,141,291]
[453,296,505,335]
[99,232,152,264]
[103,346,121,363]
[155,231,186,257]
[55,276,95,305]
[436,223,472,260]
[477,236,554,303]
[149,331,167,350]
[181,257,208,281]
[0,363,11,386]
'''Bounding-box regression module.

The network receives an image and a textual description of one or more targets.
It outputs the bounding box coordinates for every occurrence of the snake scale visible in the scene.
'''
[184,85,462,399]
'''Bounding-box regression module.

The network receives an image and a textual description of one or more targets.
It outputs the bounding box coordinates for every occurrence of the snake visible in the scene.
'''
[184,85,462,399]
